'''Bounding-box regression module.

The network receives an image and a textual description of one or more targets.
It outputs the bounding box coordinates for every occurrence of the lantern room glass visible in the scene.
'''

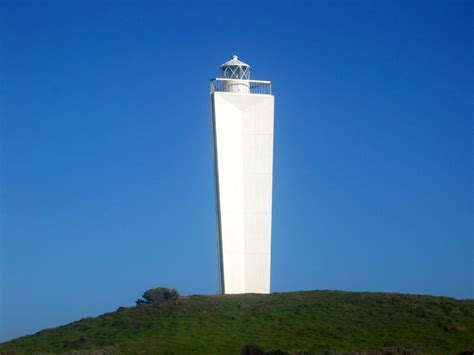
[220,55,251,80]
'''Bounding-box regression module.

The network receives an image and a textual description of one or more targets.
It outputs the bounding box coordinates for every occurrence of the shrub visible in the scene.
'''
[136,287,180,305]
[241,344,267,355]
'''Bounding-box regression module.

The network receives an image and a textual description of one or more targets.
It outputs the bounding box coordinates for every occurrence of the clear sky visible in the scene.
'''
[0,0,472,342]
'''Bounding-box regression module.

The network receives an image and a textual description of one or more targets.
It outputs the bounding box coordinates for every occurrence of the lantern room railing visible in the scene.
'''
[210,78,272,95]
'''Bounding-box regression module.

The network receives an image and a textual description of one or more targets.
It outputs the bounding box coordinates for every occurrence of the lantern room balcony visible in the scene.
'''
[210,78,272,95]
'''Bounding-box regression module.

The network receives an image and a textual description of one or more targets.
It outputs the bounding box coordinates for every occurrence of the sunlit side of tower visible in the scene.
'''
[210,55,274,294]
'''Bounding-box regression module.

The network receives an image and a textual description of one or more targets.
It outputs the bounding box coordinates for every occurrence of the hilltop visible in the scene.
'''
[0,290,473,354]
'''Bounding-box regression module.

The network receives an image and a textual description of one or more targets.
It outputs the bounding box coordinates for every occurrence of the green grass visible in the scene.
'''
[1,290,473,354]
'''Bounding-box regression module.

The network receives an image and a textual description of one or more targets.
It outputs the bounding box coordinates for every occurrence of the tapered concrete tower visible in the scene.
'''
[210,55,274,294]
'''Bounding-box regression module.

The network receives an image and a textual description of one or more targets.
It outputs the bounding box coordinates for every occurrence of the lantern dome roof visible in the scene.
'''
[220,55,250,68]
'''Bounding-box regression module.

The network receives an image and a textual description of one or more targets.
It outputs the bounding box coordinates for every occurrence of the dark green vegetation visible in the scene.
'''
[1,290,473,354]
[135,287,180,305]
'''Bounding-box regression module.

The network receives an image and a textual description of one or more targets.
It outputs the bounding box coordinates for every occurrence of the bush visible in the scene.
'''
[241,344,267,355]
[136,287,180,305]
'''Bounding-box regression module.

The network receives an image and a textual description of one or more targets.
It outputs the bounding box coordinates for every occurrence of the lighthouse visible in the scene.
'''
[210,55,274,294]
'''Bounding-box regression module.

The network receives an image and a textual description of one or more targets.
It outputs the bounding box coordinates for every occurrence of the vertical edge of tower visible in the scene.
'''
[210,92,225,294]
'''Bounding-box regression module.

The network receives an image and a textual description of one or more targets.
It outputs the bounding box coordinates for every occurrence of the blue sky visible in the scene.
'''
[0,0,472,342]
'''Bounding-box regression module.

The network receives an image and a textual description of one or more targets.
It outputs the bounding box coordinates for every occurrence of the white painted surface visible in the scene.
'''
[222,79,250,94]
[211,91,274,294]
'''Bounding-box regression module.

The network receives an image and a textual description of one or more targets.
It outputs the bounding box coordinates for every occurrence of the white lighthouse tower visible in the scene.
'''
[210,55,274,294]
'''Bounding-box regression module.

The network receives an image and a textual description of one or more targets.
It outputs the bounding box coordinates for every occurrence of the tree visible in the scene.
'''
[135,287,180,305]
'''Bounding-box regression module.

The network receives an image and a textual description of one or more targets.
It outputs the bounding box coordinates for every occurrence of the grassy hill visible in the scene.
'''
[0,290,473,354]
